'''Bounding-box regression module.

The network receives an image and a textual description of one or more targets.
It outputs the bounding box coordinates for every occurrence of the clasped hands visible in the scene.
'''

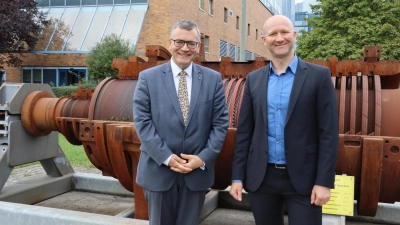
[168,153,204,174]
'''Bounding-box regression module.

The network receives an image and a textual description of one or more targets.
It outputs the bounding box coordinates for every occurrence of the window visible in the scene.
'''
[209,0,213,15]
[248,24,250,36]
[0,70,6,85]
[256,29,258,40]
[224,8,228,23]
[229,44,236,60]
[98,0,113,4]
[66,0,80,6]
[199,0,205,10]
[43,69,57,85]
[220,40,227,57]
[236,16,239,30]
[204,35,209,53]
[22,67,87,86]
[33,69,42,83]
[23,69,31,83]
[237,47,240,61]
[245,50,253,60]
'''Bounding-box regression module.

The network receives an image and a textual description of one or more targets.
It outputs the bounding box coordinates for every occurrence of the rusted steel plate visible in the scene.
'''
[79,120,115,177]
[358,137,383,216]
[56,117,81,145]
[350,76,357,134]
[336,135,363,200]
[379,137,400,203]
[367,75,376,135]
[374,75,381,136]
[339,75,346,134]
[361,75,369,135]
[381,89,400,137]
[331,76,340,117]
[106,123,134,192]
[121,125,148,220]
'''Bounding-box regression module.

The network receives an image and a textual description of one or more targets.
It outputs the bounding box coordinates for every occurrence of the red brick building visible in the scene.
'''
[2,0,275,86]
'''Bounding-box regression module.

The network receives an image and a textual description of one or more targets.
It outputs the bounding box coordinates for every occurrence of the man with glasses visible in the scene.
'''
[133,20,228,225]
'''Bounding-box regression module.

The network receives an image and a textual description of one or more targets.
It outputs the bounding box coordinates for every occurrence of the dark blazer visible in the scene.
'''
[232,59,338,195]
[133,61,228,192]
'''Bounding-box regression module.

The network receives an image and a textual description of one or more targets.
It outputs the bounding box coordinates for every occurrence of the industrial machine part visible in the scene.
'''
[3,43,400,220]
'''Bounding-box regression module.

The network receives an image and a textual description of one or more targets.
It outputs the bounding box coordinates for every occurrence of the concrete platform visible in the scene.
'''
[0,170,398,225]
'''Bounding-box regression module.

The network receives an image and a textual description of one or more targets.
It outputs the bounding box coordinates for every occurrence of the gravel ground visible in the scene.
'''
[4,164,101,187]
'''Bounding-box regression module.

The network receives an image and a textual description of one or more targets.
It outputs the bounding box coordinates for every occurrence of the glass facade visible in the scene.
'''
[35,1,148,52]
[259,0,283,15]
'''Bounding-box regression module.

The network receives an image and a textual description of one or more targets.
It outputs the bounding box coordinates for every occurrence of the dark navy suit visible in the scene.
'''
[232,59,338,224]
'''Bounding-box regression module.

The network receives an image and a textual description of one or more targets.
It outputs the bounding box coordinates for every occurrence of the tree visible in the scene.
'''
[296,0,400,60]
[86,33,135,80]
[0,0,48,67]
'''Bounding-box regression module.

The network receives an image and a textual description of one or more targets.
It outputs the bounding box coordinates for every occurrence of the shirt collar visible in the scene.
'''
[171,59,192,78]
[269,55,298,76]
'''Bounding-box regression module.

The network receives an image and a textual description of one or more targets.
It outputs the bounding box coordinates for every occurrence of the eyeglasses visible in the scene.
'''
[170,39,199,49]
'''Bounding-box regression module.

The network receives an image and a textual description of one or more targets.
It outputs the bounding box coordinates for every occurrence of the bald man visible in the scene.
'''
[229,15,338,225]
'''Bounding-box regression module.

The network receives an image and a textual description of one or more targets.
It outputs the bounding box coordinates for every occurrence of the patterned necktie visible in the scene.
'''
[178,70,189,126]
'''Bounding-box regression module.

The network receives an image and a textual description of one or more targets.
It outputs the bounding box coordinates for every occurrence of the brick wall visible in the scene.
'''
[136,0,273,61]
[2,53,87,82]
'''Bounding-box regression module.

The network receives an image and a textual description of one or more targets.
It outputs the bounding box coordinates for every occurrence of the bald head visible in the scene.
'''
[263,15,295,33]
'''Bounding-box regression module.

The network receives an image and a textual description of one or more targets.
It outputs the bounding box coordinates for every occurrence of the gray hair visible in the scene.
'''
[170,20,201,41]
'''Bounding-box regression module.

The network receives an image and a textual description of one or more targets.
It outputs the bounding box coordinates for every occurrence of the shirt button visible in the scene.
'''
[277,141,280,144]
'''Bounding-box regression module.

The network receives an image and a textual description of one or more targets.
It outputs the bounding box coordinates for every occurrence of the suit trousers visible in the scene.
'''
[144,174,206,225]
[248,164,322,225]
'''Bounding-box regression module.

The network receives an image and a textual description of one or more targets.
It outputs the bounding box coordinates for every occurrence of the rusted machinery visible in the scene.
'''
[18,45,400,220]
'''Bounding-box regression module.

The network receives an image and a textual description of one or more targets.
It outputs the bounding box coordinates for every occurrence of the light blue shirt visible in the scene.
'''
[267,56,298,164]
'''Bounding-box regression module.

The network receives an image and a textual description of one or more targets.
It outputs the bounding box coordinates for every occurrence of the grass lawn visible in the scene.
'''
[59,134,95,168]
[16,134,94,168]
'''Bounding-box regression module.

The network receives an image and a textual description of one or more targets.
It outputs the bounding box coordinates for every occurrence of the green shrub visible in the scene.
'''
[52,85,78,98]
[51,79,99,98]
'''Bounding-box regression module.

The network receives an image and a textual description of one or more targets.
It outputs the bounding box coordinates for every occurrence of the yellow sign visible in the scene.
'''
[322,175,354,216]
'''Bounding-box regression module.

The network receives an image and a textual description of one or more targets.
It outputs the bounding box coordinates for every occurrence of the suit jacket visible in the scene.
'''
[232,59,338,195]
[133,61,228,192]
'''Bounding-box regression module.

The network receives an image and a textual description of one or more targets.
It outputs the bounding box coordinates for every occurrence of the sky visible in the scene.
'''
[295,0,303,3]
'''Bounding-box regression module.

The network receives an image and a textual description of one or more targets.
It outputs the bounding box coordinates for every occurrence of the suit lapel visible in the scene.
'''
[161,61,185,126]
[187,64,202,127]
[260,66,269,128]
[285,59,308,125]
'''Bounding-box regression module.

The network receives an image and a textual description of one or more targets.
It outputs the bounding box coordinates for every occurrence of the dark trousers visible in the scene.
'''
[144,175,206,225]
[248,164,322,225]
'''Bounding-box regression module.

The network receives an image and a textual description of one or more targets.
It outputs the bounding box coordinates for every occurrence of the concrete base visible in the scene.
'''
[351,201,400,224]
[1,173,399,225]
[0,201,148,225]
